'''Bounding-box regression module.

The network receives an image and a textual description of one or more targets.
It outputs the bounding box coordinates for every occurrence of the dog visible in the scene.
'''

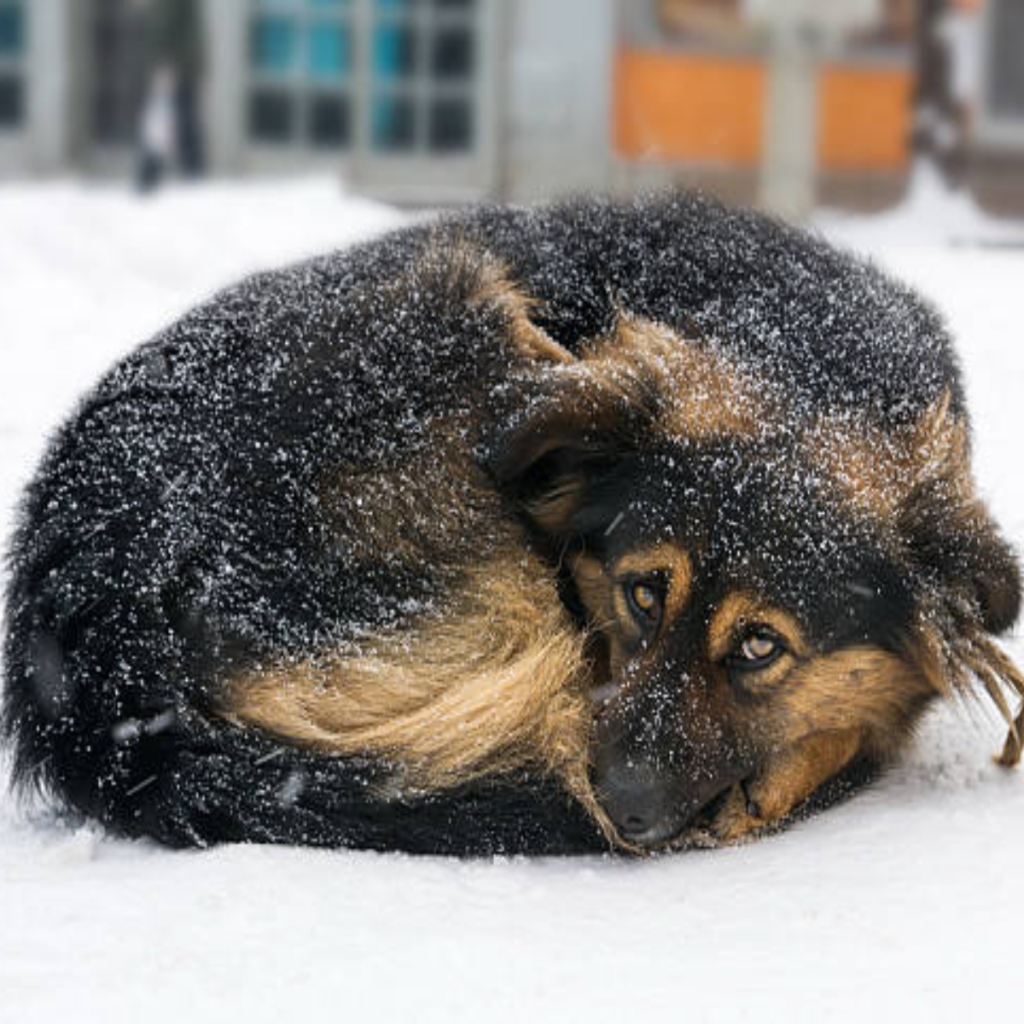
[3,192,1022,855]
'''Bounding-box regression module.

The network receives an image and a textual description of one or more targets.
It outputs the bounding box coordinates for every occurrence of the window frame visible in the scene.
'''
[243,0,500,201]
[248,0,359,150]
[974,0,1024,151]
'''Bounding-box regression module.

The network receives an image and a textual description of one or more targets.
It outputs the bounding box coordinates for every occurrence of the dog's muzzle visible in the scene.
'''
[592,718,751,848]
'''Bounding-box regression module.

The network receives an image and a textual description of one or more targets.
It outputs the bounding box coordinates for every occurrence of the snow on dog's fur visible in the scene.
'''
[2,193,1021,854]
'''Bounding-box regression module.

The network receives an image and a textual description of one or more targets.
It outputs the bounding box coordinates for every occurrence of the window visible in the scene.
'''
[988,0,1024,120]
[0,0,25,130]
[370,0,476,152]
[250,0,356,148]
[975,0,1024,150]
[248,0,480,155]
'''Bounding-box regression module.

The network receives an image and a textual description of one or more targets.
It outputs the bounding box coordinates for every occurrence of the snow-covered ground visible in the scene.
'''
[1,173,1023,1023]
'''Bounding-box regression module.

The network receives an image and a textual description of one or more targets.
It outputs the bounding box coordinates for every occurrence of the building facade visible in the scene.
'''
[0,0,615,202]
[0,0,1021,208]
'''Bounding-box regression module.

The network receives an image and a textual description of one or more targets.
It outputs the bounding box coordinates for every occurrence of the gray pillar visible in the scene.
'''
[25,0,79,173]
[758,20,820,222]
[203,0,248,174]
[750,0,881,222]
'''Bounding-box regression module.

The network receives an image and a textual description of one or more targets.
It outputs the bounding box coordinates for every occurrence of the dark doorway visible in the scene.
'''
[90,0,148,147]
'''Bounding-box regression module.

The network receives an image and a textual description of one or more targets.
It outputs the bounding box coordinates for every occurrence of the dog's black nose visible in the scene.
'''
[593,759,680,845]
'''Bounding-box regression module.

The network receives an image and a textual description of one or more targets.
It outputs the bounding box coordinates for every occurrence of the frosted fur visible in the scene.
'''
[1,191,1019,854]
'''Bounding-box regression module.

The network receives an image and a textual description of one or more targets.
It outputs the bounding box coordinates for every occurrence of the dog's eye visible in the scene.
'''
[624,578,664,627]
[732,630,784,670]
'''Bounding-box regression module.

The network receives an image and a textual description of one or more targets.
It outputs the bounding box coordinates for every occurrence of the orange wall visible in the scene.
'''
[614,50,912,171]
[614,50,765,164]
[817,65,912,170]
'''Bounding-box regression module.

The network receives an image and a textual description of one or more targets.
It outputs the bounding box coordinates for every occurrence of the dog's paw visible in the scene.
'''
[705,730,865,845]
[705,780,780,845]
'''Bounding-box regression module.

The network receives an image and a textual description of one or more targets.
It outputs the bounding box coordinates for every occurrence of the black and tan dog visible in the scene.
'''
[3,193,1022,854]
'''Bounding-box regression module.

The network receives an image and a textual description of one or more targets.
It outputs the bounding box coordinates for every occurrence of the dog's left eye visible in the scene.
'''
[624,578,664,627]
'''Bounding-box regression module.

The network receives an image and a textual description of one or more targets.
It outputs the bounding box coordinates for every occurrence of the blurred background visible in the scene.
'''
[0,0,1021,218]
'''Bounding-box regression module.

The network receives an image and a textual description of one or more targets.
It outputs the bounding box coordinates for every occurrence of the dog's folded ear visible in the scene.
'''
[486,368,651,539]
[898,394,1021,635]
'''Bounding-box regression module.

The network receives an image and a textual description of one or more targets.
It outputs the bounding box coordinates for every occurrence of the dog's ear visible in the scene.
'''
[487,370,651,539]
[899,394,1021,635]
[902,483,1020,634]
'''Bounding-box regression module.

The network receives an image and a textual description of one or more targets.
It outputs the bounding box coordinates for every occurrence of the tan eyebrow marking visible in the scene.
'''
[707,593,809,663]
[613,542,693,625]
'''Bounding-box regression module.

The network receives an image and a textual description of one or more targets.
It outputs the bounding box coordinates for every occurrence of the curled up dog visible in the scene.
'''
[2,194,1022,854]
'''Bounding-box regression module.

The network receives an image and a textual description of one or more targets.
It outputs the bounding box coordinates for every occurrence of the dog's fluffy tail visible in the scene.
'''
[1,567,602,854]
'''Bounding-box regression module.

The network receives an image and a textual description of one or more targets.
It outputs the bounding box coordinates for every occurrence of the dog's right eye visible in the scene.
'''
[729,629,785,671]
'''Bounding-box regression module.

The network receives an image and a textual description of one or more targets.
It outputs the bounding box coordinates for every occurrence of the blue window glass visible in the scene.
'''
[429,97,471,151]
[308,21,351,80]
[0,3,24,57]
[310,0,349,8]
[373,23,416,80]
[372,95,415,150]
[0,72,22,126]
[375,0,417,12]
[251,16,297,73]
[431,25,473,80]
[250,89,294,141]
[310,94,351,147]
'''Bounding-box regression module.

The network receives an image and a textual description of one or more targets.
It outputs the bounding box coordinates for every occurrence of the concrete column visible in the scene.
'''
[24,0,78,173]
[503,0,615,201]
[203,0,248,174]
[758,20,820,221]
[750,0,881,221]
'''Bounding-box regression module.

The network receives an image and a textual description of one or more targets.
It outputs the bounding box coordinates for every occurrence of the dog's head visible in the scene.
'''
[491,317,1022,848]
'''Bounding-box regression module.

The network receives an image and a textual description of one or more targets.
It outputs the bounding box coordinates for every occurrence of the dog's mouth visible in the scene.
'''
[616,815,688,850]
[690,781,740,830]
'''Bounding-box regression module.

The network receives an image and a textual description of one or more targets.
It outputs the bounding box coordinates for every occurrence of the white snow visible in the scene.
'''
[1,173,1023,1023]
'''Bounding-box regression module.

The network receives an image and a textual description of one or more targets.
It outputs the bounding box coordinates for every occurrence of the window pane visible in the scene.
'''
[375,0,419,12]
[0,72,22,127]
[310,0,349,8]
[251,16,297,74]
[309,20,351,81]
[310,94,351,147]
[432,26,473,80]
[250,89,294,141]
[428,97,471,151]
[0,3,24,56]
[373,23,417,80]
[372,95,416,150]
[433,0,473,9]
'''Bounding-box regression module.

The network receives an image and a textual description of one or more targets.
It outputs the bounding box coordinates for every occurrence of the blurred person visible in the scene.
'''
[936,0,983,175]
[136,0,206,191]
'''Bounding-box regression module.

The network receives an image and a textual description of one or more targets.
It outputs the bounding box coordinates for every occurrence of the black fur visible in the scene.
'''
[1,192,979,853]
